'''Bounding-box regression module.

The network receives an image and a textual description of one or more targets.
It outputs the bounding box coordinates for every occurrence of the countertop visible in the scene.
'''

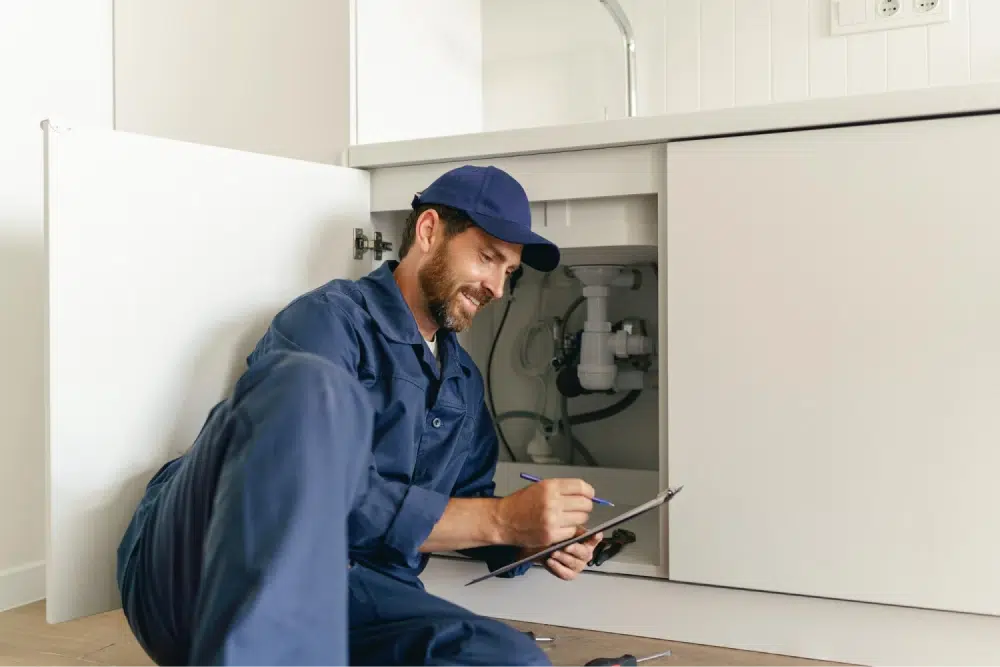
[346,81,1000,170]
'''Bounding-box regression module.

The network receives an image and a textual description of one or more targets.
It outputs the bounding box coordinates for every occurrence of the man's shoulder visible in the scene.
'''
[247,277,374,368]
[286,277,371,325]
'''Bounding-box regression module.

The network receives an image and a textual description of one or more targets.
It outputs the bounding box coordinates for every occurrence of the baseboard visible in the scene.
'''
[0,561,45,613]
[422,556,1000,666]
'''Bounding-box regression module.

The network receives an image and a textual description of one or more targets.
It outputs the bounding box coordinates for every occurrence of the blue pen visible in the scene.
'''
[519,472,615,507]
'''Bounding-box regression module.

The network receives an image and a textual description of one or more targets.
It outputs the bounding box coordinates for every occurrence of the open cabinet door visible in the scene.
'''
[41,120,373,623]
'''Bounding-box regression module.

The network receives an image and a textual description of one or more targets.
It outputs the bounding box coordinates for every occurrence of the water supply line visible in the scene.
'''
[598,0,637,117]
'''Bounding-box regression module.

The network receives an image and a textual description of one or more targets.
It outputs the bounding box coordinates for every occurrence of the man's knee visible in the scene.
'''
[235,350,372,440]
[228,350,373,511]
[238,350,362,402]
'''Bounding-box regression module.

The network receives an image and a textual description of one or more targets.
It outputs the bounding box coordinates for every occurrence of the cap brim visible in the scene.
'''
[468,211,561,273]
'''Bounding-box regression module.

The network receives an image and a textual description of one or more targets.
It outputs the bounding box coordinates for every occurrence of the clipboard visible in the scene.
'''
[465,485,683,586]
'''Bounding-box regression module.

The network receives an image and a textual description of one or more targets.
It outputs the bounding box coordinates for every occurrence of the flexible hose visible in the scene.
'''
[496,389,640,430]
[512,317,558,379]
[491,388,642,469]
[562,393,600,466]
[487,299,517,462]
[559,296,586,348]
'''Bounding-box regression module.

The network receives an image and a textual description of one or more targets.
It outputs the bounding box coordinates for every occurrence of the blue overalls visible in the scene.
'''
[116,261,548,666]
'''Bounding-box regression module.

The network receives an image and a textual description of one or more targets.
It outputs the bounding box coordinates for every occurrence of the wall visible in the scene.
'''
[114,0,351,165]
[0,0,114,612]
[482,0,1000,130]
[355,0,483,144]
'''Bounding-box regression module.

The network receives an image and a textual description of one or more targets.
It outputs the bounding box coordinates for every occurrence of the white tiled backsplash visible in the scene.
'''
[482,0,1000,130]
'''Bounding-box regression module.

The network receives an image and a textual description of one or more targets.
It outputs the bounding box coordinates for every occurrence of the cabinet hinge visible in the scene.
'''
[354,228,393,261]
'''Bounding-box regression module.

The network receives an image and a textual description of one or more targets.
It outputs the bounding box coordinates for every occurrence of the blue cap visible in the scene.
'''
[411,165,560,272]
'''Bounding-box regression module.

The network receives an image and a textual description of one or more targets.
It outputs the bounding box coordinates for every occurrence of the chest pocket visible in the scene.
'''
[412,374,474,487]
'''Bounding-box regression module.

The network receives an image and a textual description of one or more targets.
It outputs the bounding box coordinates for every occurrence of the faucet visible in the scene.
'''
[598,0,637,117]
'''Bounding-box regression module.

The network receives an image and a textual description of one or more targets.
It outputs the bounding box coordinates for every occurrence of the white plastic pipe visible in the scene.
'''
[579,283,615,390]
[568,265,651,391]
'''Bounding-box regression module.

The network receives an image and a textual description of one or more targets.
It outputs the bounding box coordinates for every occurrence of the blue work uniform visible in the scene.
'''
[116,261,548,666]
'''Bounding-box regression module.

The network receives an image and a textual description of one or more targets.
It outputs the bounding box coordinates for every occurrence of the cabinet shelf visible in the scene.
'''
[491,461,663,578]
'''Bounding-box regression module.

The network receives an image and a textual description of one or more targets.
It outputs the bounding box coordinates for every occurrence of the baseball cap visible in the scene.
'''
[411,165,560,272]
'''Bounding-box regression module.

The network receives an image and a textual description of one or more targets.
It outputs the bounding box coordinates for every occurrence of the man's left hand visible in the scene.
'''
[521,529,603,581]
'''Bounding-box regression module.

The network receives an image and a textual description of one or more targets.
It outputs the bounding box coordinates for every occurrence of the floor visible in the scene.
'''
[0,600,846,666]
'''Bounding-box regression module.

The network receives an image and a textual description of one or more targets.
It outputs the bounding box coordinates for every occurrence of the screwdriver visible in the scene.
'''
[584,648,672,665]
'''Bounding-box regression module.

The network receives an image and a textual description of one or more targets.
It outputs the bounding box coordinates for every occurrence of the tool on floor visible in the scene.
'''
[521,630,554,642]
[584,648,672,665]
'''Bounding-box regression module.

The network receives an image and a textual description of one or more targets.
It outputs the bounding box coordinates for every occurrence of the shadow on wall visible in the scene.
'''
[103,216,360,609]
[68,466,161,619]
[0,231,46,571]
[160,309,278,461]
[160,212,359,462]
[84,310,281,618]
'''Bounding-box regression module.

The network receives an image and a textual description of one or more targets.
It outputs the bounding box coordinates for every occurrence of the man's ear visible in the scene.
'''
[415,209,438,253]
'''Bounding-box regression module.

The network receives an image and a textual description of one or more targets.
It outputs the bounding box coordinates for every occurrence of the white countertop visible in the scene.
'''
[347,81,1000,169]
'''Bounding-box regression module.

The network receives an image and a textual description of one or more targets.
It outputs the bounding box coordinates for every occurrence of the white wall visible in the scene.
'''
[355,0,483,144]
[115,0,484,151]
[482,0,1000,130]
[0,0,114,612]
[113,0,351,165]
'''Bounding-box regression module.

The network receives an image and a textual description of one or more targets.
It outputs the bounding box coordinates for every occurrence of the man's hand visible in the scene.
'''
[522,528,603,581]
[494,478,596,547]
[415,477,597,558]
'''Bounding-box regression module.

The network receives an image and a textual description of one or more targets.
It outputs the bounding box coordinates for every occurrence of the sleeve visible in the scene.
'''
[452,391,533,578]
[249,292,450,561]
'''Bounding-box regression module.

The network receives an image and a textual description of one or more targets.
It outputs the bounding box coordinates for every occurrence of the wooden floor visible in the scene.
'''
[0,600,845,665]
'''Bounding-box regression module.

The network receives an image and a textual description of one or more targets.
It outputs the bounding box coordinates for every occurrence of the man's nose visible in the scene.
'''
[484,270,505,301]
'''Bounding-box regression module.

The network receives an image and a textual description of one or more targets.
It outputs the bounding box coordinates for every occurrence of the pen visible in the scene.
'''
[519,472,615,507]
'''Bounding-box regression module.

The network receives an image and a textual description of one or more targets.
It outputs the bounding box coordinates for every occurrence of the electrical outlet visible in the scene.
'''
[876,0,900,18]
[831,0,951,35]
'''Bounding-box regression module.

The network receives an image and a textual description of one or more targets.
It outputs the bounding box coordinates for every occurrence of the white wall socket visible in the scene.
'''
[876,0,901,18]
[830,0,950,35]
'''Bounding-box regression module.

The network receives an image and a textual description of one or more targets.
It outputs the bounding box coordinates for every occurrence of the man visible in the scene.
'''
[116,165,601,666]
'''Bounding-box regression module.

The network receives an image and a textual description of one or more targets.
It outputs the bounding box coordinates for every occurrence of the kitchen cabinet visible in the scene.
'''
[666,113,1000,617]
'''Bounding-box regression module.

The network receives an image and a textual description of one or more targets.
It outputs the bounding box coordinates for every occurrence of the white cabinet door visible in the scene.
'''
[42,120,373,623]
[666,113,1000,616]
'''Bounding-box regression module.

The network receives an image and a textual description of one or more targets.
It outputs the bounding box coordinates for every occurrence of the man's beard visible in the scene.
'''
[418,243,493,333]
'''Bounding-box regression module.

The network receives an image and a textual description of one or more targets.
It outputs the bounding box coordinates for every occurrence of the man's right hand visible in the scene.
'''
[494,478,596,547]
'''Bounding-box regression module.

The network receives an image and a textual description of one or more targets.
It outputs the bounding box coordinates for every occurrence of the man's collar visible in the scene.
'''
[357,261,472,376]
[357,261,423,345]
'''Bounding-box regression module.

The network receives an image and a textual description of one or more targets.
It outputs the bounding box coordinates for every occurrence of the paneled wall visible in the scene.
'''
[482,0,1000,130]
[115,0,351,164]
[356,0,483,144]
[0,0,114,611]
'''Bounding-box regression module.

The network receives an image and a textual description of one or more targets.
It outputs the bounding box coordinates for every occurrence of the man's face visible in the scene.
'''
[418,222,522,333]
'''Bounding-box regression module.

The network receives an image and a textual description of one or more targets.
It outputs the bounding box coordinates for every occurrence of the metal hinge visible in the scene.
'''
[354,228,393,261]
